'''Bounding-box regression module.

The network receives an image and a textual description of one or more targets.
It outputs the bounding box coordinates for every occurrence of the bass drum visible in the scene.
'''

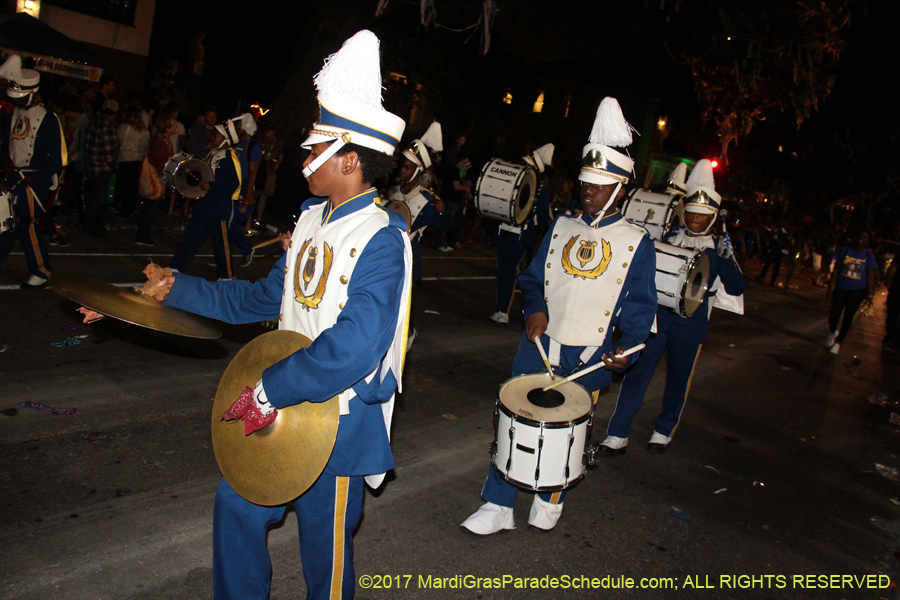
[620,188,680,241]
[475,159,538,225]
[163,153,213,199]
[654,241,711,318]
[491,373,593,491]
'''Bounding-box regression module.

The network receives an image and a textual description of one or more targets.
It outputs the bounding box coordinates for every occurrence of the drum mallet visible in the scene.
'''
[252,235,288,251]
[533,336,557,380]
[542,343,646,391]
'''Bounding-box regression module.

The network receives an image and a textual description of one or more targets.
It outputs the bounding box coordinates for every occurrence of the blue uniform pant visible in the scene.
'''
[228,203,254,259]
[170,216,233,279]
[607,330,703,438]
[213,474,364,600]
[0,188,51,281]
[495,231,527,313]
[410,233,423,282]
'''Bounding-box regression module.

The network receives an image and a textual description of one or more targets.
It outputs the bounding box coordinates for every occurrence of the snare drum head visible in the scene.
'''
[499,373,591,423]
[165,154,213,199]
[513,167,537,225]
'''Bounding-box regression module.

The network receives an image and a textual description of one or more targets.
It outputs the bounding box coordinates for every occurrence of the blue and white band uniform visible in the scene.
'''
[163,188,412,599]
[387,184,454,282]
[480,210,657,508]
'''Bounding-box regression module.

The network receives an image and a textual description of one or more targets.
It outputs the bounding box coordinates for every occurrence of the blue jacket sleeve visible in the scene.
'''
[263,227,406,408]
[410,189,454,232]
[164,253,287,323]
[615,235,658,352]
[518,217,557,320]
[715,252,746,296]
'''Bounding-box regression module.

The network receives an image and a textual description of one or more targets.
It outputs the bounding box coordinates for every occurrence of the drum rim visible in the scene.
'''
[496,372,593,427]
[678,250,711,317]
[497,471,585,492]
[496,398,592,428]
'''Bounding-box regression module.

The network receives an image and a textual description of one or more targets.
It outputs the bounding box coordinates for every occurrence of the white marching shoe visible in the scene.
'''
[647,431,672,453]
[599,435,628,455]
[825,330,837,348]
[528,496,564,531]
[460,502,515,536]
[829,342,840,355]
[489,311,509,324]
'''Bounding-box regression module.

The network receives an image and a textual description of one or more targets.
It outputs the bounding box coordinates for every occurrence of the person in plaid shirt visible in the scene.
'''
[83,99,119,237]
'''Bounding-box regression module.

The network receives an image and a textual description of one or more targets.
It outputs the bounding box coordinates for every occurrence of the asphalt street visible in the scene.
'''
[2,216,900,600]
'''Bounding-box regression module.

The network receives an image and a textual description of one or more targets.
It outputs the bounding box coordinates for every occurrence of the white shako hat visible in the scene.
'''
[215,113,257,147]
[402,121,443,171]
[578,97,635,186]
[302,30,406,177]
[0,54,40,99]
[666,162,688,195]
[683,159,721,216]
[523,143,555,174]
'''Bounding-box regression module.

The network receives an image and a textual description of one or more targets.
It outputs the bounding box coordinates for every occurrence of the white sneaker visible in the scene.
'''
[599,435,628,455]
[825,331,837,348]
[438,245,454,253]
[461,502,515,535]
[647,431,672,453]
[489,312,509,324]
[830,342,840,355]
[406,328,418,352]
[528,496,563,530]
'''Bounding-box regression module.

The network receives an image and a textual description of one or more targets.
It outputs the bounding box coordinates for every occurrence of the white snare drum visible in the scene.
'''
[654,241,711,318]
[620,188,680,241]
[0,190,14,234]
[164,153,213,199]
[492,373,593,491]
[475,159,538,225]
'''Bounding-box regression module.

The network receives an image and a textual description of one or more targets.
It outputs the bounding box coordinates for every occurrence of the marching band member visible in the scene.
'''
[489,143,554,324]
[168,115,249,280]
[461,98,657,535]
[0,55,67,289]
[600,159,745,455]
[387,121,454,283]
[153,30,412,599]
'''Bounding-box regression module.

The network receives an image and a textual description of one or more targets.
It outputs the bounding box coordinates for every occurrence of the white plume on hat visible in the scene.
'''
[686,159,716,197]
[524,143,554,173]
[0,54,23,83]
[240,113,257,137]
[419,121,443,153]
[313,30,384,110]
[589,97,636,148]
[667,162,688,193]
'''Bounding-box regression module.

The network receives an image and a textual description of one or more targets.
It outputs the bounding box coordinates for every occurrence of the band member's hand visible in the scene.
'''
[221,381,277,435]
[525,312,549,343]
[242,191,256,208]
[601,345,629,371]
[21,174,34,188]
[77,307,105,323]
[1,160,14,174]
[278,232,291,252]
[151,275,176,302]
[434,198,446,213]
[200,181,210,192]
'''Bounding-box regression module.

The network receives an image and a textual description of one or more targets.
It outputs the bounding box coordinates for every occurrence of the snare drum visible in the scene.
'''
[475,159,538,225]
[492,373,593,491]
[163,153,213,199]
[620,189,679,241]
[0,190,14,234]
[654,241,711,318]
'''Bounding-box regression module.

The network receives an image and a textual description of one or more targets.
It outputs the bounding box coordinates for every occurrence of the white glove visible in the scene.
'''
[717,233,734,259]
[253,380,275,416]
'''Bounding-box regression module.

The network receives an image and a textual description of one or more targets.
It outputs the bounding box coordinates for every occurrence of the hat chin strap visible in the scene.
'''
[303,137,346,179]
[405,166,422,184]
[682,210,718,236]
[590,182,621,226]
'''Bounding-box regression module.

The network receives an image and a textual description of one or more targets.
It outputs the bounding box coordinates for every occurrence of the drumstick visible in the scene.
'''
[252,236,286,250]
[542,343,646,391]
[533,337,556,380]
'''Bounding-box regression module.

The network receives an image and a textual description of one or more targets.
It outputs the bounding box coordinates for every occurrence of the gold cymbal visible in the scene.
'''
[384,201,412,232]
[51,276,222,339]
[212,330,339,506]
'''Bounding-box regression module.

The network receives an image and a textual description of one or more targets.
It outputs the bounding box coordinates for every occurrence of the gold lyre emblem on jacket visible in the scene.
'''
[294,239,334,310]
[561,235,612,280]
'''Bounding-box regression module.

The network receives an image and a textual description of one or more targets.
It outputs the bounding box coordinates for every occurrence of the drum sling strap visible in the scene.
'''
[547,338,600,373]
